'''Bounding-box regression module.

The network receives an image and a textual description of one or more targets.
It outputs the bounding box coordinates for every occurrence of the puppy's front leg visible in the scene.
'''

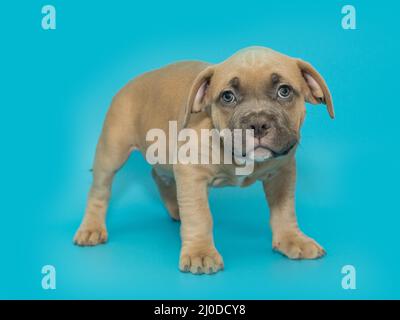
[263,159,325,259]
[174,165,224,275]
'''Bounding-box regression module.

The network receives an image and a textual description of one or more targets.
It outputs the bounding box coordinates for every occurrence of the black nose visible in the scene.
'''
[248,121,270,138]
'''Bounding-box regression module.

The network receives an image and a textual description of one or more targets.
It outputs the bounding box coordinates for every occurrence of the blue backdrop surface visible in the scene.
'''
[1,0,399,299]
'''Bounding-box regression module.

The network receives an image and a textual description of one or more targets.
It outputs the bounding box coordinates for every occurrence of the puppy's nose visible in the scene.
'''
[248,121,270,138]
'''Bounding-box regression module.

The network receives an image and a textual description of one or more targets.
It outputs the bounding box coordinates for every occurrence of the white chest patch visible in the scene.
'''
[210,173,251,187]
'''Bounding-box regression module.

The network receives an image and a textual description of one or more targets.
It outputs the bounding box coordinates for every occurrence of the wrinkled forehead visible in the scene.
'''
[212,48,304,92]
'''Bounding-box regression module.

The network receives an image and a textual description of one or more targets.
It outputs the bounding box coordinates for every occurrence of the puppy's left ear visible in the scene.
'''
[297,59,335,119]
[181,66,214,129]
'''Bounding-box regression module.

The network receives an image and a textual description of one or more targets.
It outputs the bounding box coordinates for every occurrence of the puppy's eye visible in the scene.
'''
[277,85,292,99]
[221,90,236,105]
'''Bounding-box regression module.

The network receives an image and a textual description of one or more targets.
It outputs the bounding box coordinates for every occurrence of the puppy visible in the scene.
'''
[74,46,334,275]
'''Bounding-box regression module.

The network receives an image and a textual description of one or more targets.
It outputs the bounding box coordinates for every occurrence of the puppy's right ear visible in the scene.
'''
[181,67,214,129]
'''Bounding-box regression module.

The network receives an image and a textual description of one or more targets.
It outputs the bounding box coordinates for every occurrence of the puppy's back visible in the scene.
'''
[117,61,209,141]
[103,61,210,152]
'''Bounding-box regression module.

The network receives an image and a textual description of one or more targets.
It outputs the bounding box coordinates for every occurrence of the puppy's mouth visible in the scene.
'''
[258,143,296,157]
[238,142,297,162]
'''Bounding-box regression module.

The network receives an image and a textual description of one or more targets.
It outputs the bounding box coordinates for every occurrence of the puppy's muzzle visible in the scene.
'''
[240,112,271,139]
[239,111,297,158]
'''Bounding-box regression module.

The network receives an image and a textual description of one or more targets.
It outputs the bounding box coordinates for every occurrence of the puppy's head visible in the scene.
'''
[184,47,334,162]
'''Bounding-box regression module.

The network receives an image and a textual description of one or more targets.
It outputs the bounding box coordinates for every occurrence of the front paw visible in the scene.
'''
[73,223,108,246]
[179,246,224,275]
[273,230,325,259]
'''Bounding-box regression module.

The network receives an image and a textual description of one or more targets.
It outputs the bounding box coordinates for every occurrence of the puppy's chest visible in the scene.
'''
[209,169,277,188]
[210,175,249,188]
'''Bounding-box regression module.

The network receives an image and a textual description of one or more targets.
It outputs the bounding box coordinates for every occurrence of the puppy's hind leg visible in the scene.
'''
[74,114,136,246]
[152,168,180,221]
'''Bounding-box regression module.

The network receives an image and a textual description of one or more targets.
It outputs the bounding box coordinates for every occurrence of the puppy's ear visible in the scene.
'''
[181,66,214,128]
[297,59,335,119]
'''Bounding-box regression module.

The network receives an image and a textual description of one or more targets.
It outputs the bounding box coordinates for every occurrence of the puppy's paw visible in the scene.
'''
[273,231,325,260]
[179,247,224,275]
[73,224,108,246]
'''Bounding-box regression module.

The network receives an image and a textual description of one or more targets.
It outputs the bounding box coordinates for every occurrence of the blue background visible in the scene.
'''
[1,0,399,299]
